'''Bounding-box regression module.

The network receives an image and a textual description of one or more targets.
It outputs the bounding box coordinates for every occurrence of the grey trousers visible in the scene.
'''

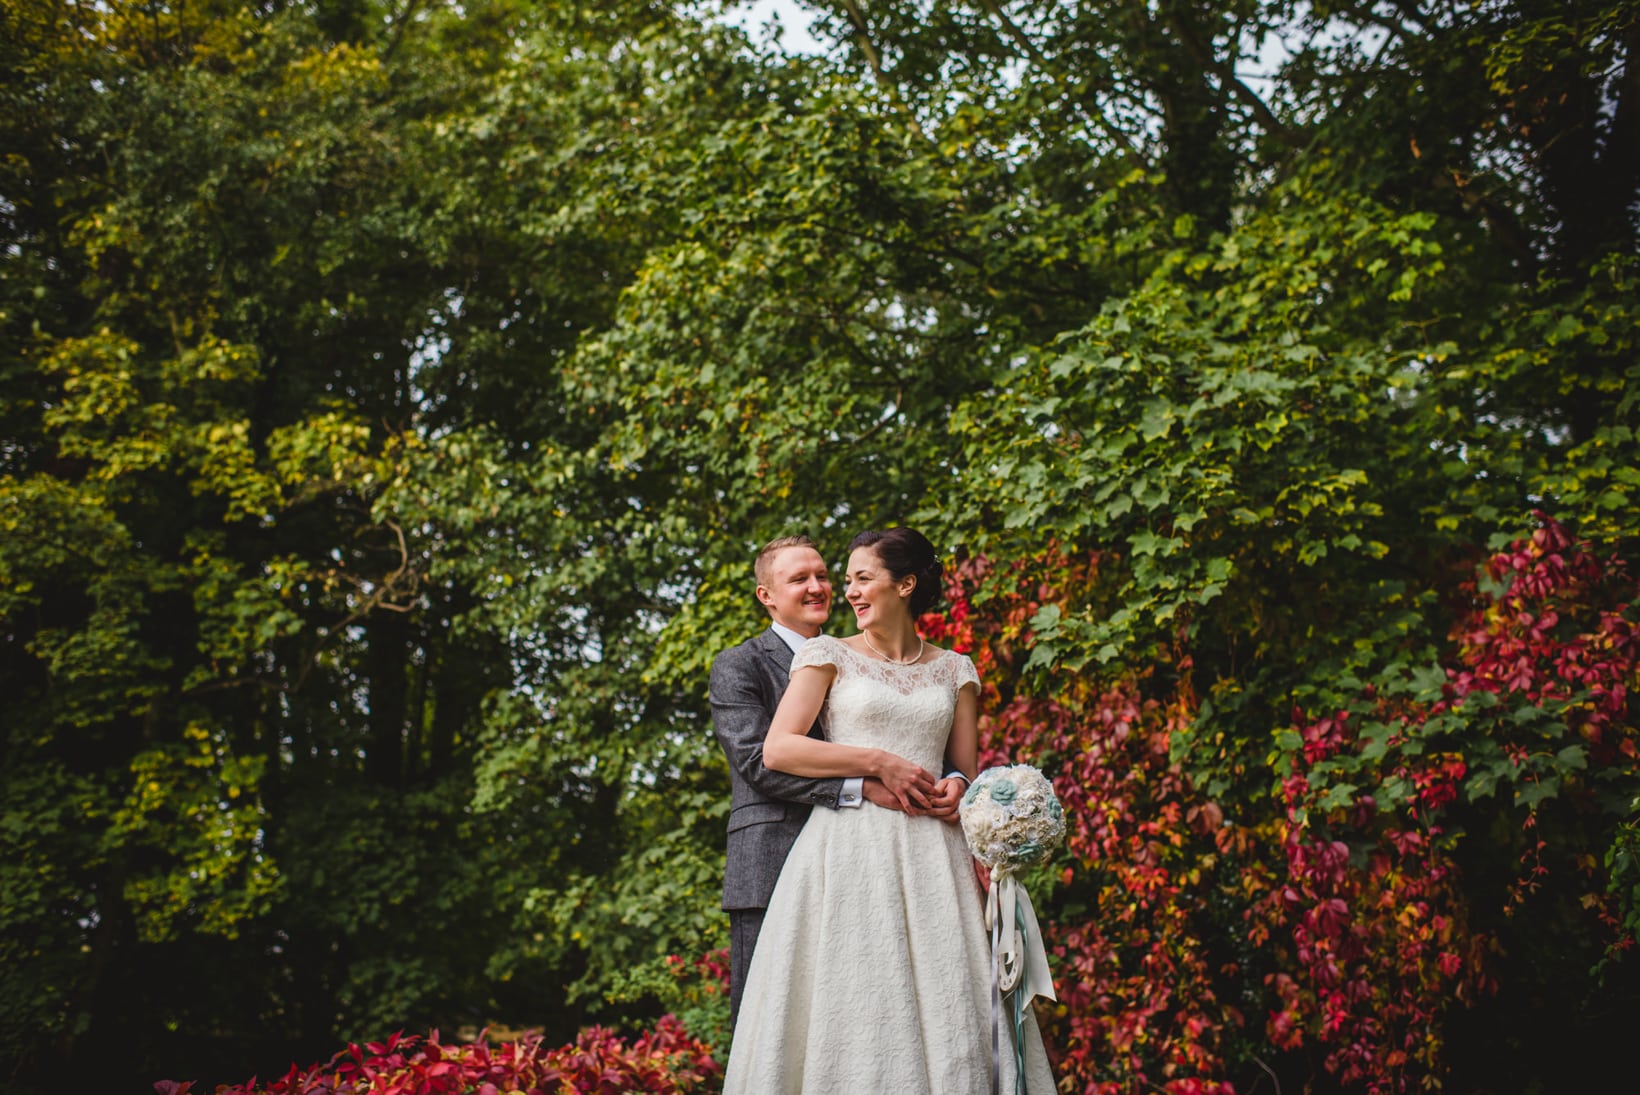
[728,906,767,1027]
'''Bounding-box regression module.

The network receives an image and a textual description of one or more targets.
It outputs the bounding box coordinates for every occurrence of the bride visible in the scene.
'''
[722,527,1055,1094]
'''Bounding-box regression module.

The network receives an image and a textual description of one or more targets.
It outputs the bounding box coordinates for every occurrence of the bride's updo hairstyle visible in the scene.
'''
[847,526,945,617]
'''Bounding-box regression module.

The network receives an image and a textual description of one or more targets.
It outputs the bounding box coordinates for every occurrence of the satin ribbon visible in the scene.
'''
[986,873,1056,1095]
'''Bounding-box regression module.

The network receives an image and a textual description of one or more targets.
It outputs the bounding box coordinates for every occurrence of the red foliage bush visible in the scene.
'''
[1445,515,1638,764]
[923,554,1244,1094]
[1250,514,1638,1090]
[156,1017,721,1095]
[920,515,1639,1093]
[1250,718,1489,1091]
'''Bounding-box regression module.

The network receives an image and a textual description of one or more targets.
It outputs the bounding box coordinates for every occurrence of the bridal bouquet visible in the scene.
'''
[961,760,1063,1090]
[959,764,1066,876]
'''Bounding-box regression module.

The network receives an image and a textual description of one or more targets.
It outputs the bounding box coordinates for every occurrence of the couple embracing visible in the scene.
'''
[710,528,1055,1094]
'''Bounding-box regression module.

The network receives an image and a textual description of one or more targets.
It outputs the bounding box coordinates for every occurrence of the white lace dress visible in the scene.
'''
[723,636,1056,1094]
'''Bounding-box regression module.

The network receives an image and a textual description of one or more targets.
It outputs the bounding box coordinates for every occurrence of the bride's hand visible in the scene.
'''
[872,751,937,812]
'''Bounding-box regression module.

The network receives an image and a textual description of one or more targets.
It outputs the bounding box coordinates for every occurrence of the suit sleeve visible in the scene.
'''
[711,647,844,809]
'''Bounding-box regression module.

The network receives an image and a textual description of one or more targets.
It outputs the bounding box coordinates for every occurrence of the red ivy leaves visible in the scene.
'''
[924,553,1242,1095]
[917,514,1637,1093]
[1264,513,1636,1091]
[1257,716,1487,1093]
[1444,513,1638,761]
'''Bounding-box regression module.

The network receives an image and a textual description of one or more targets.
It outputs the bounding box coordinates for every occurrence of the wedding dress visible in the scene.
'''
[723,636,1056,1094]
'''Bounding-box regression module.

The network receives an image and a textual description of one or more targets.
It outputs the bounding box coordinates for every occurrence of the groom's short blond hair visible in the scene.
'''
[754,534,820,588]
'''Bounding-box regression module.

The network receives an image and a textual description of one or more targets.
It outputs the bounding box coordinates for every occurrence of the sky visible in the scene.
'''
[717,2,1301,103]
[722,0,827,54]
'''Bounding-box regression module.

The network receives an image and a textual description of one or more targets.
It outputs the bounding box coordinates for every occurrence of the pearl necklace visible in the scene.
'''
[863,632,924,665]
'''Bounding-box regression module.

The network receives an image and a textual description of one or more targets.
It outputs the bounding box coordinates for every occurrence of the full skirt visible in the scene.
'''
[723,803,1055,1094]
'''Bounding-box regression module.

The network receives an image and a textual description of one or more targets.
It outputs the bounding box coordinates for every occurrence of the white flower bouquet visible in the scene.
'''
[959,764,1066,876]
[960,761,1064,1060]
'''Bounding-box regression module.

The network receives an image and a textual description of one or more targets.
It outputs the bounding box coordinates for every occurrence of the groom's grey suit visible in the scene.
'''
[710,627,847,1022]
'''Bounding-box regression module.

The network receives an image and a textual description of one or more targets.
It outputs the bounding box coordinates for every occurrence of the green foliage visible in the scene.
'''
[945,176,1638,793]
[605,950,732,1055]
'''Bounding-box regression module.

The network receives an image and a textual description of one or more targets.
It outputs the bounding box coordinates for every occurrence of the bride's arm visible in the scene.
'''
[926,683,981,823]
[947,683,979,780]
[763,665,937,809]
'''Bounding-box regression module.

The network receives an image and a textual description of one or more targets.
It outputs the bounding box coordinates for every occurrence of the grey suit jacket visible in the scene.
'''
[710,628,842,910]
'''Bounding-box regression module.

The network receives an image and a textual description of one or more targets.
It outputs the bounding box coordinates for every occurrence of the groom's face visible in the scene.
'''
[756,546,833,636]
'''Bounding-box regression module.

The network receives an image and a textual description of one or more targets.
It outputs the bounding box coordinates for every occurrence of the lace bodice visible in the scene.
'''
[791,636,980,774]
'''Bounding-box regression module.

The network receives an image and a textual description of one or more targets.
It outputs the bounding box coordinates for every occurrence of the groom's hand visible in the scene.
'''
[926,777,965,823]
[862,777,919,814]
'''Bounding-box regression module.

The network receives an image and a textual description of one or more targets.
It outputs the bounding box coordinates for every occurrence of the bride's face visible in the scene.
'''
[844,547,913,629]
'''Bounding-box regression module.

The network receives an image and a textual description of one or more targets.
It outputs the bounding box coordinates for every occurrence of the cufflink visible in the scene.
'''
[840,791,859,805]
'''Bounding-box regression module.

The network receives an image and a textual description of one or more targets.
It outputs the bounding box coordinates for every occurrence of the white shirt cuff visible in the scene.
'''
[839,777,864,808]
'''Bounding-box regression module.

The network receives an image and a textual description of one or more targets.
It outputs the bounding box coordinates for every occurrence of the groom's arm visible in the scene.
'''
[710,647,847,808]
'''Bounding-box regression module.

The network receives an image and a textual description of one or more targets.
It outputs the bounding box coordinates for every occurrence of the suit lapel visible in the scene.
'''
[756,628,830,737]
[756,627,796,683]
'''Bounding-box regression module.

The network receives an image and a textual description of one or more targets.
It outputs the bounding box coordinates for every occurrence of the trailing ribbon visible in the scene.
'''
[986,874,1057,1095]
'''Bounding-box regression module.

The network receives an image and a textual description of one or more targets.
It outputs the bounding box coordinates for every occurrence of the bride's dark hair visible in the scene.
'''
[847,527,945,617]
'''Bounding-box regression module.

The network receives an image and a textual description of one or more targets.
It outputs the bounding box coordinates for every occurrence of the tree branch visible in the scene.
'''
[837,0,886,81]
[1165,6,1297,147]
[1332,1,1427,43]
[973,0,1153,172]
[1382,0,1433,35]
[381,0,424,63]
[1606,15,1640,208]
[837,0,925,139]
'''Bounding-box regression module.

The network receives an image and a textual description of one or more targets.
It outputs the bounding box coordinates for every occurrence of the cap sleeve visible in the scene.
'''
[791,635,845,673]
[952,652,981,692]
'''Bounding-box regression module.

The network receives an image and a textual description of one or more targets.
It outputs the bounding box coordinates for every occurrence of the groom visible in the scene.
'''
[710,535,907,1022]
